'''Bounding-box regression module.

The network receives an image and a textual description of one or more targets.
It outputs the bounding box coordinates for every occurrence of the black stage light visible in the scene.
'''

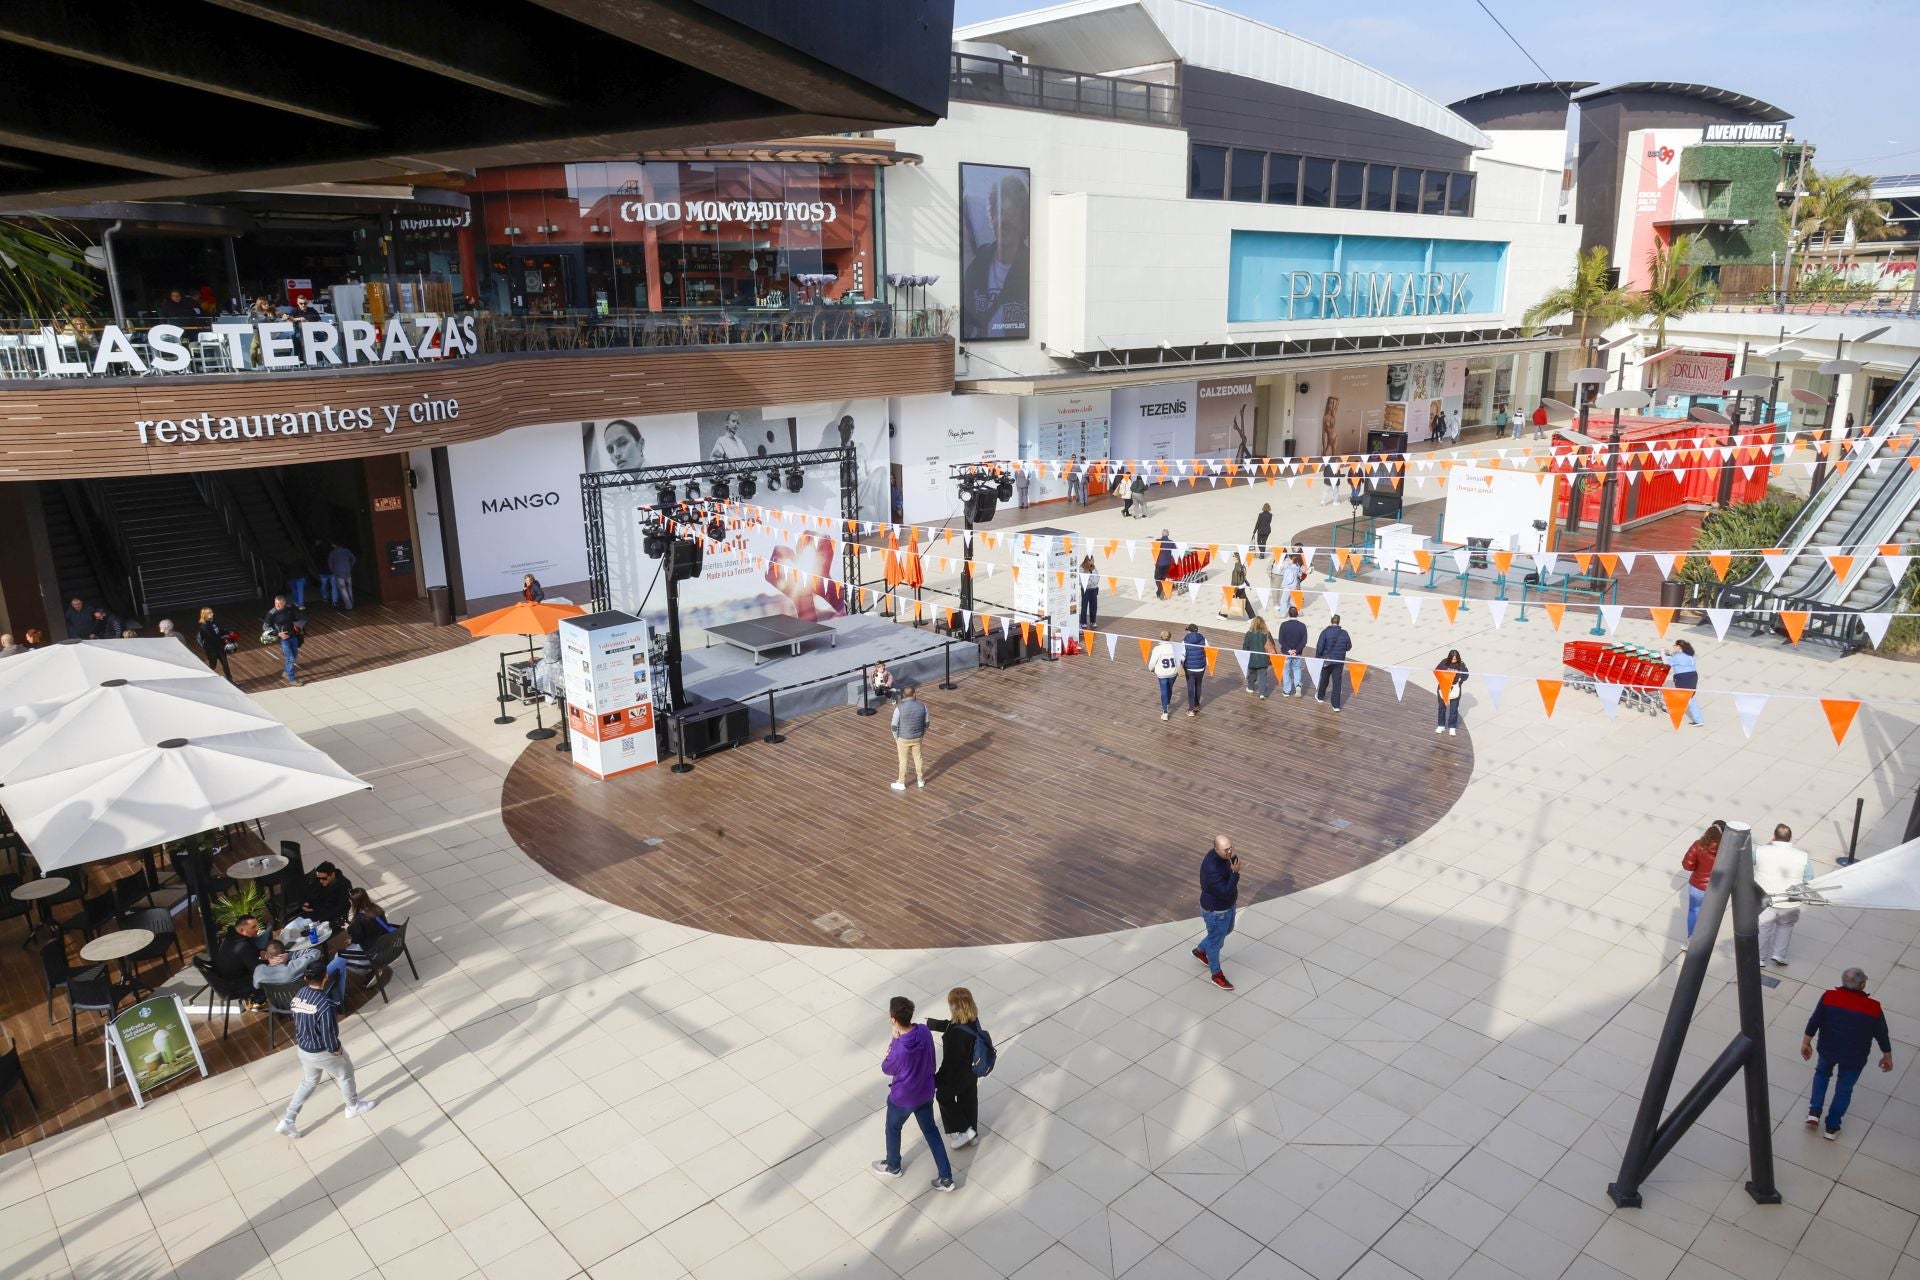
[995,476,1014,501]
[705,517,727,542]
[644,528,670,559]
[685,480,703,501]
[655,484,676,508]
[709,477,731,501]
[785,467,804,492]
[738,474,757,499]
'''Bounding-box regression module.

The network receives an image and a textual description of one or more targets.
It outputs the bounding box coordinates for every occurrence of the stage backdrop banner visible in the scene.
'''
[959,163,1031,341]
[445,420,590,602]
[1443,463,1553,550]
[560,611,657,779]
[1196,377,1255,459]
[1112,382,1197,464]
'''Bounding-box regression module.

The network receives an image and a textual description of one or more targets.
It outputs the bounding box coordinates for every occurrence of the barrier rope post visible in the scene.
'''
[764,691,785,745]
[669,714,694,774]
[494,656,515,725]
[856,664,877,716]
[940,641,957,690]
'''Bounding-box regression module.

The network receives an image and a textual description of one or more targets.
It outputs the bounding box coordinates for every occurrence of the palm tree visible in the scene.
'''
[1632,234,1716,349]
[1792,166,1895,264]
[0,219,98,320]
[1523,245,1635,347]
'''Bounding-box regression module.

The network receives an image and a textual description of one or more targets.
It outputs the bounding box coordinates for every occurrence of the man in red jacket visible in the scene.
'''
[1803,968,1894,1138]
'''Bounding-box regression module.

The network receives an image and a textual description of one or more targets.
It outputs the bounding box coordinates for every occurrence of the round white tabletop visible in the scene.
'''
[227,854,287,882]
[81,928,153,963]
[12,876,70,901]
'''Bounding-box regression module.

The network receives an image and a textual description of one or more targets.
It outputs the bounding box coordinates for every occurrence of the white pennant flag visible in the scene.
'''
[1534,552,1559,578]
[1254,586,1272,610]
[1323,591,1341,615]
[1860,613,1893,648]
[1126,540,1138,561]
[1884,554,1912,585]
[1761,552,1789,587]
[960,610,972,628]
[1481,672,1508,708]
[1304,656,1325,686]
[1450,548,1471,574]
[1617,552,1638,574]
[1104,631,1119,660]
[1652,553,1675,578]
[1488,600,1508,628]
[1706,608,1733,640]
[1231,649,1252,674]
[1286,477,1297,488]
[1596,682,1624,720]
[1733,692,1767,739]
[1404,596,1423,625]
[1000,616,1011,637]
[1135,577,1148,598]
[1599,604,1624,634]
[1389,666,1410,700]
[1802,461,1818,477]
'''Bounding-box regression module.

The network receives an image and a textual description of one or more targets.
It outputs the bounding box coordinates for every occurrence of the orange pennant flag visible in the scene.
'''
[1573,553,1593,574]
[1104,540,1119,558]
[1009,566,1021,581]
[914,599,925,621]
[1441,598,1461,623]
[1435,669,1456,702]
[1598,553,1619,576]
[1414,549,1434,572]
[1670,554,1688,576]
[1492,550,1514,574]
[1224,585,1236,609]
[1538,678,1562,717]
[1708,553,1733,581]
[1821,698,1861,745]
[1019,621,1031,646]
[1827,554,1855,579]
[1544,602,1566,630]
[1023,535,1032,552]
[1106,576,1118,593]
[1365,594,1382,618]
[1138,636,1153,667]
[1205,646,1219,675]
[1780,610,1809,644]
[1082,629,1093,654]
[1290,590,1304,609]
[943,608,955,627]
[1648,607,1675,637]
[1347,662,1367,693]
[1661,689,1692,730]
[1056,570,1066,588]
[980,613,993,632]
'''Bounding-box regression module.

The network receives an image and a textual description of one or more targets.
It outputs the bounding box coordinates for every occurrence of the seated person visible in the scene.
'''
[301,861,352,928]
[253,937,322,992]
[870,660,897,701]
[342,888,397,987]
[213,915,269,981]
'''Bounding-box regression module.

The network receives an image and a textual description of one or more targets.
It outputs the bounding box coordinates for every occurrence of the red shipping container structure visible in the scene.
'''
[1550,415,1771,530]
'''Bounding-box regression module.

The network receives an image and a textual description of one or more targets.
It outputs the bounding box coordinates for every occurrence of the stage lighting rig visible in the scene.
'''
[655,483,676,509]
[785,466,805,493]
[710,477,730,501]
[737,474,757,499]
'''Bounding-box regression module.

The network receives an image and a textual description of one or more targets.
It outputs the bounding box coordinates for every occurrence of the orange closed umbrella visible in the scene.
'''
[882,532,904,590]
[903,532,925,589]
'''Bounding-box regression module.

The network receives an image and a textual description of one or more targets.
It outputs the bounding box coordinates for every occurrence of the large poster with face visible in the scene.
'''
[959,163,1031,341]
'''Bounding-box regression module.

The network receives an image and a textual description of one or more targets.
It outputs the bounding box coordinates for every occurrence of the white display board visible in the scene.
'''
[1373,523,1423,573]
[560,611,658,779]
[1012,526,1076,652]
[1442,464,1553,550]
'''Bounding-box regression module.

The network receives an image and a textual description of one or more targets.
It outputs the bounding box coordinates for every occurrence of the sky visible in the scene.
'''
[952,0,1918,176]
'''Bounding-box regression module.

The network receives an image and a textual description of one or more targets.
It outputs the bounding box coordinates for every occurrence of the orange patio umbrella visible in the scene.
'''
[460,599,586,651]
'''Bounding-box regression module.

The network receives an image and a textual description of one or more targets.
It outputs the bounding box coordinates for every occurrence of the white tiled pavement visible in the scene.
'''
[7,465,1920,1280]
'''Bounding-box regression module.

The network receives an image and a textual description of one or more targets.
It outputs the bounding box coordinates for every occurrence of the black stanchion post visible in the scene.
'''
[1840,796,1865,866]
[670,714,694,774]
[856,664,877,716]
[939,641,957,690]
[525,695,555,741]
[555,697,571,753]
[764,691,785,745]
[493,656,515,725]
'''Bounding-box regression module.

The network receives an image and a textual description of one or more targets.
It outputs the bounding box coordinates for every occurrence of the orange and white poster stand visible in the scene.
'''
[560,611,658,778]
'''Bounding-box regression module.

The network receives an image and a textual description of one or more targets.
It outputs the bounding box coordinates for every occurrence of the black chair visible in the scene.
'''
[59,893,119,943]
[0,872,30,946]
[38,940,71,1025]
[192,954,258,1038]
[125,908,184,986]
[260,978,308,1050]
[0,1042,37,1139]
[65,965,129,1043]
[361,920,418,1003]
[270,843,305,919]
[38,877,84,939]
[112,870,153,918]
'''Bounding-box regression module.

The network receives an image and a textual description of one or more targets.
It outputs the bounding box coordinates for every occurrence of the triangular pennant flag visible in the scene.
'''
[1598,553,1619,576]
[1488,600,1508,628]
[1450,548,1471,574]
[1780,610,1809,644]
[1204,645,1219,676]
[1618,552,1638,574]
[1323,591,1341,616]
[1537,678,1561,717]
[1648,607,1675,637]
[1534,552,1559,578]
[1404,596,1422,625]
[1082,629,1094,655]
[1860,613,1892,648]
[1434,669,1456,702]
[1706,608,1733,641]
[1481,672,1507,709]
[1759,550,1789,586]
[1599,604,1623,634]
[1492,550,1514,574]
[1290,590,1305,610]
[1652,553,1676,578]
[1389,666,1410,700]
[1661,689,1692,730]
[1733,692,1766,739]
[1254,586,1272,610]
[1596,682,1624,720]
[1231,648,1251,674]
[1544,602,1565,631]
[1347,662,1367,693]
[1304,656,1324,686]
[1441,597,1461,624]
[1365,594,1382,618]
[1138,636,1153,667]
[1708,553,1733,581]
[1821,699,1861,746]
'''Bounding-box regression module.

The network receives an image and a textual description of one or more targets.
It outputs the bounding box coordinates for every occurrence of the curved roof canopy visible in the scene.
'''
[1447,82,1597,111]
[1572,82,1791,121]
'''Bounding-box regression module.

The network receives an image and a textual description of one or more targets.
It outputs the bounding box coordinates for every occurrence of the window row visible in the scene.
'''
[1188,146,1475,217]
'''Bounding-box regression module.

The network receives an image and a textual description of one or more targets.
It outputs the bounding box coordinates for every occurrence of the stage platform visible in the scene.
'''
[684,613,979,725]
[506,617,1472,949]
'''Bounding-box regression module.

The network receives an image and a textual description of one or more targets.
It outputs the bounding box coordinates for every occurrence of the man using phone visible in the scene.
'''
[1194,835,1241,991]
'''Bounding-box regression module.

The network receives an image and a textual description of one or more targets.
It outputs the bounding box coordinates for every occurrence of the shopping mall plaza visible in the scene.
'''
[2,2,1920,1278]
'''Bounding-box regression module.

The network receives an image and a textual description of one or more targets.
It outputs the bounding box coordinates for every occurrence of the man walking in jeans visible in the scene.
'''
[872,995,955,1191]
[889,684,928,791]
[1803,967,1894,1139]
[275,959,376,1137]
[1193,835,1240,991]
[263,594,302,685]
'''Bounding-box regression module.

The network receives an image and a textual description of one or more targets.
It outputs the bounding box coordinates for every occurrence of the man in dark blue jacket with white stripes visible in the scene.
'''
[275,959,377,1137]
[1803,967,1894,1139]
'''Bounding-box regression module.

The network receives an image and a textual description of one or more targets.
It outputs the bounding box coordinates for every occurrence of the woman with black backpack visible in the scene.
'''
[926,986,989,1149]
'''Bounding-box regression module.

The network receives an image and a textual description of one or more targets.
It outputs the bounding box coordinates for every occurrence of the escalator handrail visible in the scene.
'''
[257,468,322,579]
[55,479,134,622]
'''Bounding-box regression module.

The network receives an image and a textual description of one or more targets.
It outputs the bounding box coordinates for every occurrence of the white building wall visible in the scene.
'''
[1470,156,1561,227]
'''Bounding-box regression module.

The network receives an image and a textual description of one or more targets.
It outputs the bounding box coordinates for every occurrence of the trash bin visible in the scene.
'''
[1659,579,1686,610]
[428,585,452,626]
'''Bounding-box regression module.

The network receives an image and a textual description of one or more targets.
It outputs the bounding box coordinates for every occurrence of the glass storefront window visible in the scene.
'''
[1394,169,1421,214]
[1301,158,1332,208]
[1334,162,1364,211]
[1189,145,1227,199]
[1365,166,1394,212]
[1266,154,1300,205]
[1229,149,1265,202]
[1422,171,1448,216]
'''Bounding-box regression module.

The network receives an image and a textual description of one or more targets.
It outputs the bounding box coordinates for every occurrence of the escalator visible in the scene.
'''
[36,481,130,620]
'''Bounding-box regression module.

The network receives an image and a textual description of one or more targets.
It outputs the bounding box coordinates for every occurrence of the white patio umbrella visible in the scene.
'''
[0,677,281,784]
[1796,835,1920,911]
[0,637,215,711]
[0,724,369,873]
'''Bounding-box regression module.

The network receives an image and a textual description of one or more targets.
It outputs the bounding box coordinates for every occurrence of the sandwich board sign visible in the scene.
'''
[106,995,208,1107]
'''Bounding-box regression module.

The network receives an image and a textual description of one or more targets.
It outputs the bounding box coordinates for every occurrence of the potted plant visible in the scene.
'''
[209,881,269,934]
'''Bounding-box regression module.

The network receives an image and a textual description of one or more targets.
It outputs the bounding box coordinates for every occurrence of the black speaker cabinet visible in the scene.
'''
[977,629,1023,669]
[671,698,749,757]
[1363,489,1404,519]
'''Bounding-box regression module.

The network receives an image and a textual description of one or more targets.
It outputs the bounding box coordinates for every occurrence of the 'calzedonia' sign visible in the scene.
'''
[26,315,481,378]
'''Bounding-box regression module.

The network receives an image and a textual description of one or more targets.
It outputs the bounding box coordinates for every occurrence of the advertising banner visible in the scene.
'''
[560,612,658,779]
[107,995,207,1107]
[1111,382,1197,462]
[959,163,1032,341]
[1660,351,1734,396]
[1195,377,1256,460]
[1012,525,1076,650]
[1443,464,1554,550]
[1297,366,1388,457]
[1618,129,1690,291]
[445,420,590,602]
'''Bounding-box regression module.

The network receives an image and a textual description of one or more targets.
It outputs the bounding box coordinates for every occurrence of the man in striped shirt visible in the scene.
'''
[275,959,376,1137]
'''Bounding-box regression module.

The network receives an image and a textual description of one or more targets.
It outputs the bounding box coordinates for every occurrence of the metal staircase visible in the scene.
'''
[102,475,265,616]
[36,481,130,619]
[1718,354,1920,648]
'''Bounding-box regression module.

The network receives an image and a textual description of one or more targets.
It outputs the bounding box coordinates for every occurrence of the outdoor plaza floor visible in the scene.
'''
[5,453,1920,1280]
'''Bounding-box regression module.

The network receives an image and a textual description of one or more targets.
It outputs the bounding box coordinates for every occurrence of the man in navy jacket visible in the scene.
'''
[1803,967,1894,1137]
[1192,835,1241,991]
[1314,614,1353,710]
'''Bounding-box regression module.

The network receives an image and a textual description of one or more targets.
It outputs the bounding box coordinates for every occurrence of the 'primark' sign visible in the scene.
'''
[1278,270,1471,321]
[1227,230,1508,325]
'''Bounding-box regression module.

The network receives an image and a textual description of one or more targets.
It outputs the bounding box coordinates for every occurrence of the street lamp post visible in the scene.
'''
[1593,387,1654,554]
[1560,368,1612,534]
[1809,357,1866,494]
[1718,374,1774,508]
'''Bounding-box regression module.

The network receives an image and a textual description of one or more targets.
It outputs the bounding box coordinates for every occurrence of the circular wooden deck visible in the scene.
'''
[501,627,1473,949]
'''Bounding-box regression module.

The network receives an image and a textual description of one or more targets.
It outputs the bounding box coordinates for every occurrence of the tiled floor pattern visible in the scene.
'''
[7,455,1920,1280]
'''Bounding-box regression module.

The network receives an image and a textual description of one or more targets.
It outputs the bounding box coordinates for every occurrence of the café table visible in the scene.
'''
[227,854,287,882]
[13,875,71,943]
[81,927,154,991]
